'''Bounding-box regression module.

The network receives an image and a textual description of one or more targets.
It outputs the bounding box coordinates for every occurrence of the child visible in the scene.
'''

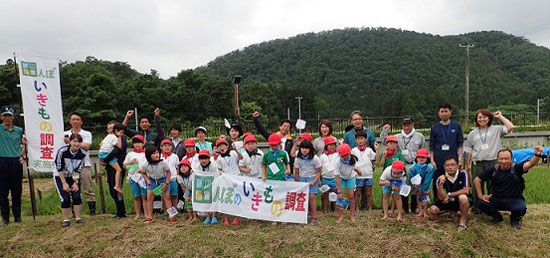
[160,139,180,210]
[226,123,243,150]
[334,144,362,223]
[290,132,313,158]
[379,160,407,221]
[215,138,244,226]
[351,131,377,214]
[194,126,213,156]
[294,140,322,225]
[408,149,434,219]
[139,146,175,223]
[98,122,125,194]
[193,149,219,224]
[123,135,148,220]
[262,134,291,182]
[378,135,406,169]
[239,134,264,179]
[54,134,87,227]
[320,137,339,213]
[183,138,200,168]
[177,159,197,221]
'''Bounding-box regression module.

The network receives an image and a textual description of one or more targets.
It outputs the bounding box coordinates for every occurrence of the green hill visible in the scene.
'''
[198,27,550,118]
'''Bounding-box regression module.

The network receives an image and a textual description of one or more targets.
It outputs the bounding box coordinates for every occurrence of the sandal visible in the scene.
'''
[144,218,153,224]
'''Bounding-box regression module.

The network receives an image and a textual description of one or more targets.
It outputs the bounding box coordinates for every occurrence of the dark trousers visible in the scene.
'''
[478,197,526,221]
[0,157,23,221]
[106,165,126,217]
[432,166,445,195]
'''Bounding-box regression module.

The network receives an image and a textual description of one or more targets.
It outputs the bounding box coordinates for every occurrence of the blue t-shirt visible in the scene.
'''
[343,128,376,150]
[429,121,463,168]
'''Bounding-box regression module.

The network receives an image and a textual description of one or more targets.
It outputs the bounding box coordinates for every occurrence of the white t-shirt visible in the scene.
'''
[193,159,218,174]
[334,159,357,180]
[160,153,180,181]
[466,125,508,162]
[320,152,339,178]
[351,147,376,179]
[184,153,200,169]
[65,129,92,166]
[123,151,146,176]
[99,134,118,153]
[239,149,264,178]
[294,156,322,178]
[216,150,241,175]
[380,166,407,182]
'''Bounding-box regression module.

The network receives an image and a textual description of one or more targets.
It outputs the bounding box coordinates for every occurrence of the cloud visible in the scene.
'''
[1,0,548,78]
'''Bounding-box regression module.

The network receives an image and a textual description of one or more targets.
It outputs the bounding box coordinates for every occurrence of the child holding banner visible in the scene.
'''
[98,122,125,194]
[262,134,290,182]
[294,140,322,225]
[320,137,339,213]
[351,131,377,214]
[334,144,362,223]
[239,134,264,179]
[215,138,244,226]
[139,146,175,223]
[177,159,197,222]
[160,139,180,211]
[194,149,219,224]
[123,135,147,220]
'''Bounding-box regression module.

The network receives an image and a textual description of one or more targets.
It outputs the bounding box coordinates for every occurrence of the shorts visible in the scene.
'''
[183,189,192,199]
[356,178,373,187]
[321,177,337,190]
[130,180,147,198]
[340,177,356,189]
[299,176,319,195]
[147,177,169,192]
[169,181,179,196]
[382,185,402,195]
[434,199,461,211]
[98,151,118,166]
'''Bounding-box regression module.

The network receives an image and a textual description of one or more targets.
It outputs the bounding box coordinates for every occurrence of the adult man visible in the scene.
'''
[343,110,376,150]
[151,108,185,159]
[428,156,471,231]
[474,146,543,229]
[0,106,25,225]
[64,112,96,216]
[252,111,294,171]
[429,103,464,193]
[122,108,161,147]
[381,116,426,213]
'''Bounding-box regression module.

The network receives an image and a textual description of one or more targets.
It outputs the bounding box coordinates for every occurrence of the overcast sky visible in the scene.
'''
[1,0,549,78]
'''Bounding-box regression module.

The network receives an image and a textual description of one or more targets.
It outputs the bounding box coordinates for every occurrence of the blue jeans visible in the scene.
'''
[477,197,527,220]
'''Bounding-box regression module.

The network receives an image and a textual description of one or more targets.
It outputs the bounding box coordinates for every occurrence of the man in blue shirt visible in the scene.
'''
[429,103,464,194]
[0,106,25,225]
[343,110,376,150]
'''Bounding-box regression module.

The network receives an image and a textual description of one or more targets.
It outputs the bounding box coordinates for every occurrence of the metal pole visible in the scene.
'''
[537,98,540,126]
[295,97,303,133]
[459,44,474,126]
[134,108,138,131]
[287,108,290,120]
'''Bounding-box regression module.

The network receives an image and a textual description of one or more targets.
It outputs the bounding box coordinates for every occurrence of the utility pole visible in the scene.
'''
[460,44,474,126]
[295,96,303,133]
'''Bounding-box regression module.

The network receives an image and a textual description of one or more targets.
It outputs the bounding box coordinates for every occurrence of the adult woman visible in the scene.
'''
[312,120,338,156]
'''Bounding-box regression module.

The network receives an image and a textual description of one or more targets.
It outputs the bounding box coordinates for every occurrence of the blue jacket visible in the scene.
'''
[343,127,376,150]
[408,163,434,192]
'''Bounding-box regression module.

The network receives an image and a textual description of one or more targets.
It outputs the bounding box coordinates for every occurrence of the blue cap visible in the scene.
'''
[0,106,14,116]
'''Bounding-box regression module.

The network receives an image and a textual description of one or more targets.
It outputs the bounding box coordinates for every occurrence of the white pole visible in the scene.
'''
[134,107,138,131]
[537,98,540,126]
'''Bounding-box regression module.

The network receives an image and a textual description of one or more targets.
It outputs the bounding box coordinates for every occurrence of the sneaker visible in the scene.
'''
[203,217,211,224]
[511,217,522,230]
[309,218,319,225]
[168,217,175,222]
[76,218,86,224]
[492,215,504,224]
[210,217,218,224]
[62,220,70,228]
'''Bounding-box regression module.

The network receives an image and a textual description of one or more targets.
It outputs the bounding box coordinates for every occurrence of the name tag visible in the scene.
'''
[441,144,450,151]
[401,149,409,156]
[480,143,489,150]
[269,163,280,174]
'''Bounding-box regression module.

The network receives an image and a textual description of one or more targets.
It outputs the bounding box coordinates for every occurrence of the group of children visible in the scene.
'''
[88,121,437,226]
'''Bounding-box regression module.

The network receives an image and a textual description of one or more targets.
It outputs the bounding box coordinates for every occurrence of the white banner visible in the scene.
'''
[192,173,309,224]
[18,55,64,172]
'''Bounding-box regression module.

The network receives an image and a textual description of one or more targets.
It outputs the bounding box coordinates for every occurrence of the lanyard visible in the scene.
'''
[402,135,413,150]
[478,128,487,144]
[440,124,452,145]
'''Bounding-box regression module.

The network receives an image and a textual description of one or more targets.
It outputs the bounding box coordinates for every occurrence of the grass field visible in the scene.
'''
[2,166,550,257]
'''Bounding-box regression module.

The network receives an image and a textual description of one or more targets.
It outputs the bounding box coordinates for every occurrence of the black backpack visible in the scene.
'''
[491,164,525,192]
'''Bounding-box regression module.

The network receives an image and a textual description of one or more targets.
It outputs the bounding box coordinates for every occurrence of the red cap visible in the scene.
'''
[337,144,351,156]
[215,138,229,147]
[386,135,398,143]
[299,133,313,142]
[178,159,191,168]
[244,134,257,144]
[268,134,281,145]
[132,135,145,143]
[160,139,172,146]
[242,132,253,139]
[392,160,405,171]
[198,149,210,157]
[184,138,196,147]
[416,149,429,158]
[323,137,336,146]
